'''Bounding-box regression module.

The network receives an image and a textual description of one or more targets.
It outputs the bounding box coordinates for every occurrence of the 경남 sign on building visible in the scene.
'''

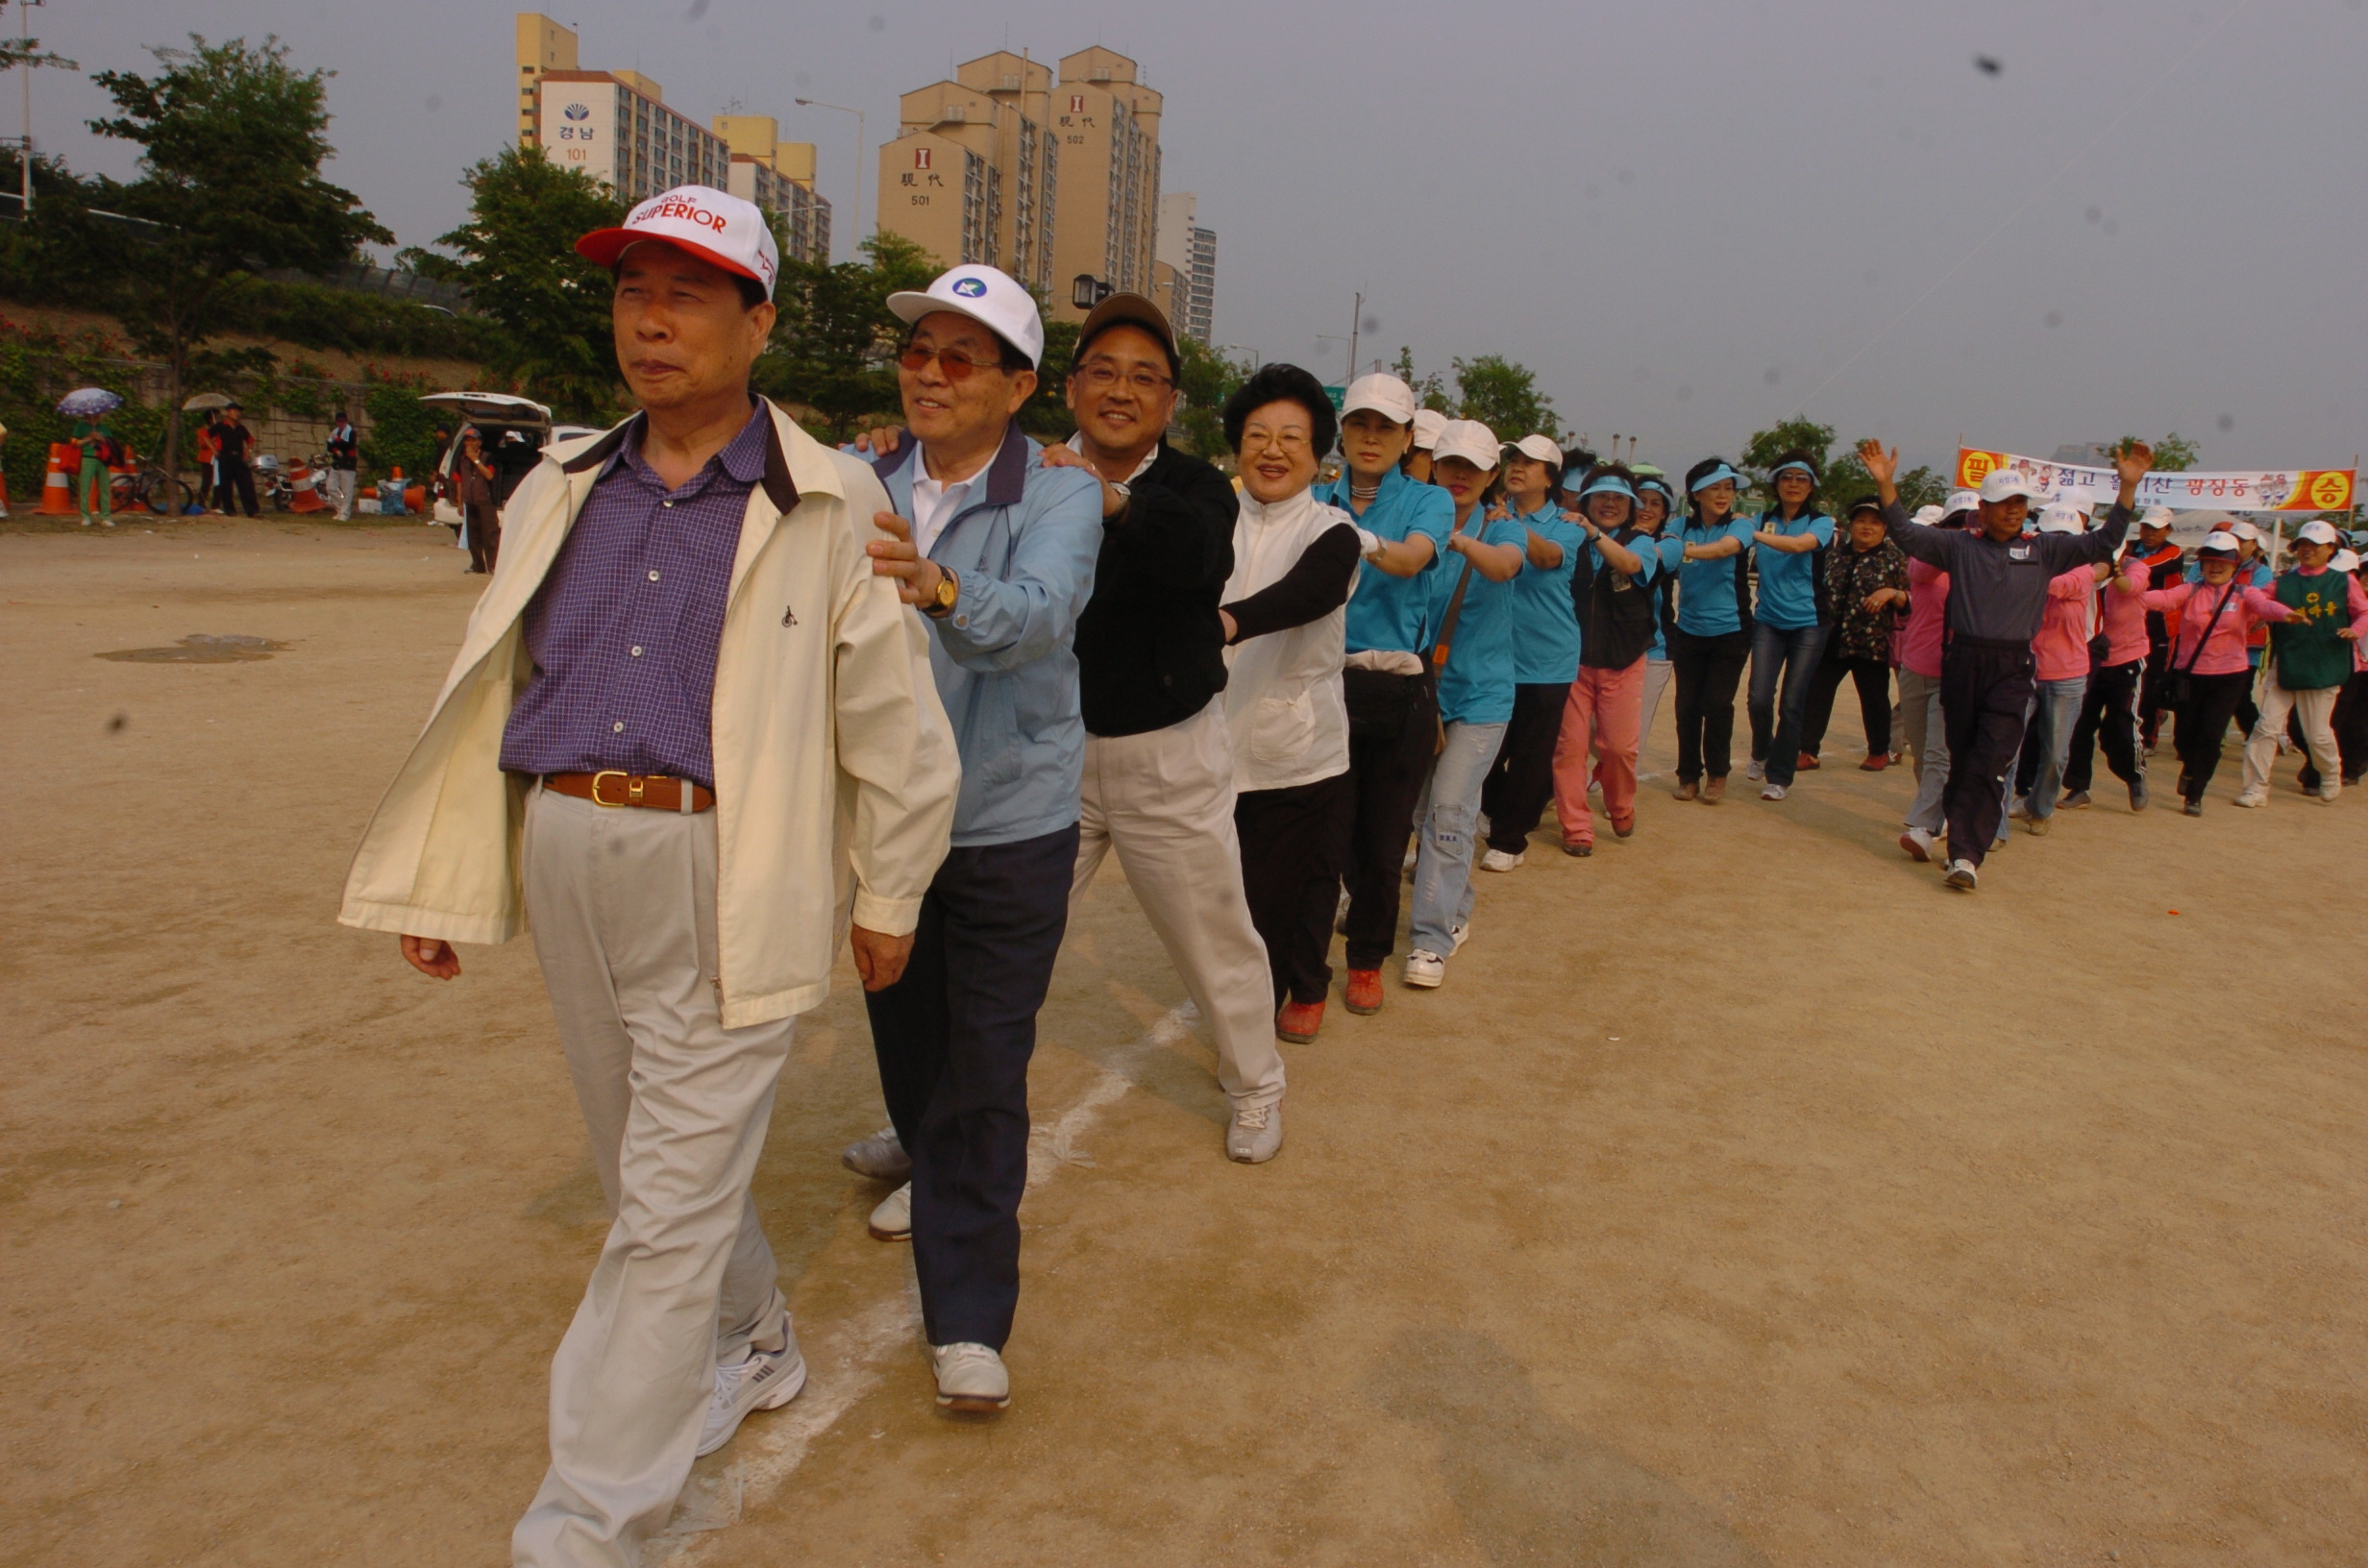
[1955,448,2355,514]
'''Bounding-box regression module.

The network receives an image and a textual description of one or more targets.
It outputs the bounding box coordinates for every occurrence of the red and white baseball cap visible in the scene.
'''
[576,184,779,300]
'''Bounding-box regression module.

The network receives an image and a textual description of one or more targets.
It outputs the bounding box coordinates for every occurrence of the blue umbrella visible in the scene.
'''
[58,386,123,417]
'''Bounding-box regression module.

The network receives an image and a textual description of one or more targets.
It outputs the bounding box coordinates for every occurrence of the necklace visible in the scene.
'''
[1349,478,1380,505]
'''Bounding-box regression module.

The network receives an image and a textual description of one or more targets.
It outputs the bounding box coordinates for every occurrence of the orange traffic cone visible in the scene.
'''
[38,442,75,514]
[288,463,328,513]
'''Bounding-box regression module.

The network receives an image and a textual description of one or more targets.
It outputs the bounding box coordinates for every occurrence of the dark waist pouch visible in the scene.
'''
[1343,665,1427,740]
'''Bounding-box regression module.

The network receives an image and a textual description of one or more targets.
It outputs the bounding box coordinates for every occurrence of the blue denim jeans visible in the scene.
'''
[1747,621,1832,787]
[1409,719,1507,957]
[2023,674,2087,819]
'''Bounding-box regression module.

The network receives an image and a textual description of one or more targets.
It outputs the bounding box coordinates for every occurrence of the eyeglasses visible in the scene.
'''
[1073,361,1173,395]
[1242,427,1313,453]
[899,345,1000,381]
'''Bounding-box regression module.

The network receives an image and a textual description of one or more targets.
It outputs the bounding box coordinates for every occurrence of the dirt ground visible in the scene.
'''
[6,518,2364,1568]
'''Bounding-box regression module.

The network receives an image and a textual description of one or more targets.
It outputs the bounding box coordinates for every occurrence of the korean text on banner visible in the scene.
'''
[1955,448,2355,514]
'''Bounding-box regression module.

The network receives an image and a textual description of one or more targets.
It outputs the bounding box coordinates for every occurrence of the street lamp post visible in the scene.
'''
[793,96,864,262]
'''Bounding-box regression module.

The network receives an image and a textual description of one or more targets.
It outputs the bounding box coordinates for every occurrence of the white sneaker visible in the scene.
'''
[2233,790,2265,809]
[1226,1101,1283,1164]
[930,1342,1010,1412]
[1899,826,1936,863]
[2008,796,2030,821]
[1945,859,1979,891]
[842,1125,911,1181]
[1745,759,1765,781]
[1760,783,1788,801]
[1478,847,1523,872]
[698,1328,807,1456]
[1403,950,1444,988]
[1447,922,1469,955]
[868,1182,912,1241]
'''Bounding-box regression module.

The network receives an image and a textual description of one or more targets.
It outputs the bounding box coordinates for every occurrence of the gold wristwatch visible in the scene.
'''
[925,566,960,618]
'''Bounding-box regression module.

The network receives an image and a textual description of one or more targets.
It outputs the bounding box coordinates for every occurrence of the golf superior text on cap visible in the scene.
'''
[1412,408,1448,450]
[1978,470,2045,504]
[575,184,779,299]
[1341,374,1418,426]
[887,265,1046,369]
[1429,420,1502,470]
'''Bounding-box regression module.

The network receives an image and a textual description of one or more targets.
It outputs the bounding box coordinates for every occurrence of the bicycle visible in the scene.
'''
[109,457,198,517]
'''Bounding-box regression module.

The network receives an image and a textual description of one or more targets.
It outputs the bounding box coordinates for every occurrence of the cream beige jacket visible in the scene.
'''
[339,401,959,1026]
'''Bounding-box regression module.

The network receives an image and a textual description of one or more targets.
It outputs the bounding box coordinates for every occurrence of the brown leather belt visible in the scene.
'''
[542,771,715,812]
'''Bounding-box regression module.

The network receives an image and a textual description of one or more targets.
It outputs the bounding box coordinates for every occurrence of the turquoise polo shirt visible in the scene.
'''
[1673,517,1755,635]
[1320,468,1456,655]
[1750,509,1835,630]
[1506,502,1586,684]
[1431,511,1530,726]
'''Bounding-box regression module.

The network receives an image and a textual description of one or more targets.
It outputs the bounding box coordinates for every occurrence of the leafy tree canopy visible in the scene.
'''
[1451,354,1556,442]
[756,231,936,442]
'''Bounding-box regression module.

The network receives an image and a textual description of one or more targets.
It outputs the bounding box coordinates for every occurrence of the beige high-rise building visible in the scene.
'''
[876,45,1161,323]
[715,115,833,265]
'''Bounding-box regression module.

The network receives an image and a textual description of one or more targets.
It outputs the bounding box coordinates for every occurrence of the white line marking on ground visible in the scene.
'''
[652,1000,1196,1559]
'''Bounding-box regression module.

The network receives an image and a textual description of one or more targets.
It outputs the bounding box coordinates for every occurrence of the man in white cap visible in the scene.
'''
[1862,442,2149,889]
[856,263,1104,1412]
[2238,518,2368,803]
[341,184,959,1565]
[2127,506,2186,750]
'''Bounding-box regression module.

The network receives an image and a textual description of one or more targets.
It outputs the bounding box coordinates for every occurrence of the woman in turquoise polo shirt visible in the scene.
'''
[1478,433,1583,871]
[1632,473,1684,771]
[1404,420,1525,991]
[1744,451,1836,800]
[1666,458,1757,801]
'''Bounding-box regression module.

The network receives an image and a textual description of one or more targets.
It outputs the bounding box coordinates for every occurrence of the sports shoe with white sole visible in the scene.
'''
[1745,759,1765,781]
[930,1341,1010,1412]
[842,1125,912,1182]
[1944,859,1979,891]
[699,1328,807,1456]
[2233,790,2265,809]
[1226,1101,1283,1164]
[1899,825,1936,863]
[869,1182,912,1241]
[2008,796,2030,821]
[1403,949,1444,988]
[1447,922,1469,955]
[1478,848,1523,872]
[1760,783,1788,801]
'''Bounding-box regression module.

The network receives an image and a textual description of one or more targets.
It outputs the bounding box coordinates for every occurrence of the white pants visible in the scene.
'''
[2241,680,2341,798]
[1072,700,1285,1109]
[1639,655,1673,773]
[513,787,797,1568]
[322,467,354,518]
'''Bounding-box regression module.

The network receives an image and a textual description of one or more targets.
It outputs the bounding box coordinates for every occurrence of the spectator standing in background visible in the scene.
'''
[326,408,359,520]
[212,403,259,518]
[454,428,500,575]
[70,411,118,527]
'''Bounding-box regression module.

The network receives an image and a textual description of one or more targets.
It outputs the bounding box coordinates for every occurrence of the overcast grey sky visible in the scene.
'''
[37,0,2368,476]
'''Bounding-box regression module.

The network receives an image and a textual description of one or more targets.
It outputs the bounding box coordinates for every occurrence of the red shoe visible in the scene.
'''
[1795,752,1822,771]
[1860,752,1890,772]
[1344,969,1382,1016]
[1276,998,1325,1042]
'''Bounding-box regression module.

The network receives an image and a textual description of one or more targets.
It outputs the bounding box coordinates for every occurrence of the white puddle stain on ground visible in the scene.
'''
[653,1000,1198,1561]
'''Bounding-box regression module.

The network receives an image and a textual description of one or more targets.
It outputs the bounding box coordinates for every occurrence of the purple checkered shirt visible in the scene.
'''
[499,403,769,790]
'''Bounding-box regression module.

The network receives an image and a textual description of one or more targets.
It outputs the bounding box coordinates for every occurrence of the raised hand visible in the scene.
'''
[1857,439,1899,498]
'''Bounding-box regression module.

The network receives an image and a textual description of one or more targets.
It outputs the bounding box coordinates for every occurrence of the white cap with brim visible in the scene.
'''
[2197,534,2241,556]
[1945,490,1981,514]
[1911,504,1945,527]
[576,184,780,299]
[1979,471,2044,504]
[2139,506,2176,529]
[2037,502,2088,534]
[2227,520,2261,542]
[1342,374,1418,426]
[1430,419,1501,471]
[1511,433,1564,468]
[1412,408,1448,449]
[2332,549,2360,572]
[887,264,1046,369]
[2297,519,2343,546]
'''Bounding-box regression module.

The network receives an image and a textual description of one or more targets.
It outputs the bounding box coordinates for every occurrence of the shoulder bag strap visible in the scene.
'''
[1429,555,1477,670]
[2181,581,2237,675]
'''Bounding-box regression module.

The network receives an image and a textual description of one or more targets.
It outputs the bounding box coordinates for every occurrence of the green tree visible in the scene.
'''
[1452,354,1556,439]
[758,232,936,441]
[404,144,624,422]
[88,35,390,492]
[1016,317,1079,442]
[1173,336,1247,460]
[1390,344,1452,413]
[2121,431,2199,472]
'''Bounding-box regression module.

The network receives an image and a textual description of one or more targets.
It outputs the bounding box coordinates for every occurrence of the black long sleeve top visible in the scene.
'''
[1221,523,1362,643]
[1073,442,1242,738]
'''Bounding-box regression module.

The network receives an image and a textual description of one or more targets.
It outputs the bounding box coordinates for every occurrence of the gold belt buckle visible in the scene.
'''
[590,769,631,807]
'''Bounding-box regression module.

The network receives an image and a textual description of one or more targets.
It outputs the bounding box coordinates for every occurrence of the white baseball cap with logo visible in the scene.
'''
[1510,433,1565,468]
[576,184,779,299]
[886,264,1046,369]
[2296,519,2344,546]
[1341,373,1418,426]
[1430,419,1502,471]
[1978,470,2045,504]
[1412,408,1448,450]
[2036,502,2088,534]
[2226,519,2261,542]
[1944,489,1981,515]
[2138,505,2177,530]
[2332,548,2361,573]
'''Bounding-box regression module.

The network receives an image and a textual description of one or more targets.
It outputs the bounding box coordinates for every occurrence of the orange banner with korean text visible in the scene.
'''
[1955,449,2353,514]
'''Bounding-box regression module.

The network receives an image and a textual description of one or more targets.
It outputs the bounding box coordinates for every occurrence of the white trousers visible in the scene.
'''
[513,787,797,1568]
[1072,700,1285,1109]
[2241,680,2341,798]
[1639,655,1673,772]
[322,467,354,518]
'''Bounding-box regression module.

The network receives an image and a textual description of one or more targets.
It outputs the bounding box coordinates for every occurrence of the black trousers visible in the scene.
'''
[1666,626,1750,783]
[1236,770,1353,1008]
[2173,672,2255,803]
[863,823,1076,1351]
[215,456,259,517]
[2063,656,2145,793]
[2137,635,2174,748]
[1939,637,2036,868]
[1481,680,1571,852]
[1801,650,1893,758]
[1342,676,1438,972]
[2301,671,2368,790]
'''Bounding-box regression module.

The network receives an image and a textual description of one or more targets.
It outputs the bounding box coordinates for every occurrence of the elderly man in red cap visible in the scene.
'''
[339,184,959,1566]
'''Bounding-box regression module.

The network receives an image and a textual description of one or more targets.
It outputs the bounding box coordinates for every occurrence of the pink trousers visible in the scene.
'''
[1552,658,1645,845]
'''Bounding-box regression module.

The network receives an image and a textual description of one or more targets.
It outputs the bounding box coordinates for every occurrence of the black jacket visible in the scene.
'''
[1074,441,1239,737]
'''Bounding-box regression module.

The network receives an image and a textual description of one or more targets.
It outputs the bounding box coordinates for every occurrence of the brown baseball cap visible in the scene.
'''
[1073,292,1179,379]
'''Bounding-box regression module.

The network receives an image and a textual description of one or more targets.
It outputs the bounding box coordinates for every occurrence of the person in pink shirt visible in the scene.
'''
[1893,494,1970,863]
[2060,538,2155,812]
[2238,518,2368,805]
[2010,503,2100,834]
[2143,532,2300,815]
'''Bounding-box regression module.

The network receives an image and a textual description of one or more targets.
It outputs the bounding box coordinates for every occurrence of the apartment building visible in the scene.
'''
[1155,191,1217,345]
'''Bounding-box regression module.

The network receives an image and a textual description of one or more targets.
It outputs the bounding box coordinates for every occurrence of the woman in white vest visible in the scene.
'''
[1219,363,1366,1062]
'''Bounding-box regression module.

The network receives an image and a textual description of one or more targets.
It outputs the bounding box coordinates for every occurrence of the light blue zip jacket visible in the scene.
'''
[870,425,1104,846]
